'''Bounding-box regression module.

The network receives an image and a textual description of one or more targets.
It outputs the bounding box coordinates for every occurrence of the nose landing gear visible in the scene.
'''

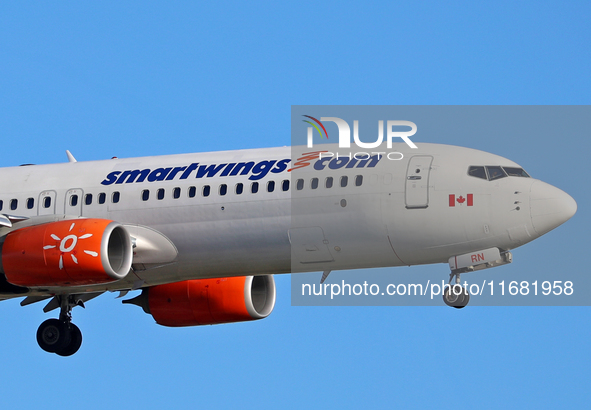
[442,248,514,308]
[442,272,470,309]
[36,295,83,356]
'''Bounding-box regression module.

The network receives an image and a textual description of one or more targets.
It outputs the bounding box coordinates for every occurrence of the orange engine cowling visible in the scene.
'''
[124,275,276,327]
[1,219,133,287]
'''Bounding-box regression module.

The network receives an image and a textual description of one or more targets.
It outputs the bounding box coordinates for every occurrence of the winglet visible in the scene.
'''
[66,150,77,163]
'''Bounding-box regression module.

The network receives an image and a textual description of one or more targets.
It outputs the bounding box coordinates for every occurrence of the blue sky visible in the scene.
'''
[0,1,590,409]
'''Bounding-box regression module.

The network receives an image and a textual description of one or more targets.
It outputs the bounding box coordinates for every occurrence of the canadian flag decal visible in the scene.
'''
[449,194,473,207]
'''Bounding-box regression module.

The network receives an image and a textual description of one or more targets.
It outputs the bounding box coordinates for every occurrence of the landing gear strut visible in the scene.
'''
[442,271,470,309]
[36,295,83,356]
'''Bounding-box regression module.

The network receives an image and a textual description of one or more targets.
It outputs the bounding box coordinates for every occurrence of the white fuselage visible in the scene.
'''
[0,143,576,297]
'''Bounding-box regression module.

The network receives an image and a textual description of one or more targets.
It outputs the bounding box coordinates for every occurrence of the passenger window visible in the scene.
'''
[468,166,487,180]
[85,194,93,205]
[311,178,319,189]
[10,199,16,210]
[188,186,196,198]
[267,181,275,192]
[326,177,333,188]
[0,200,4,211]
[296,179,304,190]
[98,193,106,204]
[503,167,530,177]
[355,175,363,186]
[112,192,120,203]
[43,196,51,208]
[203,185,211,197]
[157,189,165,200]
[27,198,34,209]
[142,190,150,201]
[251,182,259,194]
[282,180,289,191]
[486,166,507,181]
[70,195,78,207]
[219,184,227,196]
[236,183,243,195]
[173,187,181,199]
[340,176,348,187]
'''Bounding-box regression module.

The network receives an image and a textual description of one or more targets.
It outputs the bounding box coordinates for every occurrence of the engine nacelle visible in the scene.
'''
[1,219,133,287]
[124,275,276,327]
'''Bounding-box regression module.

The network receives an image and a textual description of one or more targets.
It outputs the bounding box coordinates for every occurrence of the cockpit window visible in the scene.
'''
[503,167,530,178]
[486,166,507,181]
[469,165,530,181]
[468,166,487,180]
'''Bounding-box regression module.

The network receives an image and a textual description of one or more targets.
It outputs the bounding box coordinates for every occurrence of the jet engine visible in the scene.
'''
[123,275,276,326]
[1,219,133,287]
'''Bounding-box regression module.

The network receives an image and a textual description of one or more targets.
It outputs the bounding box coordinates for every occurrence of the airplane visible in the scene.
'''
[0,142,576,356]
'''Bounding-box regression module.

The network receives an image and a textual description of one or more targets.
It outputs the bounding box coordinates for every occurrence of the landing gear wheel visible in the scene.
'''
[36,295,86,356]
[443,286,470,309]
[56,324,83,357]
[453,289,470,309]
[36,319,71,353]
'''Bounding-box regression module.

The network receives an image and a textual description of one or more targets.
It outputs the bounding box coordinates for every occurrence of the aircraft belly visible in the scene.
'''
[290,192,401,272]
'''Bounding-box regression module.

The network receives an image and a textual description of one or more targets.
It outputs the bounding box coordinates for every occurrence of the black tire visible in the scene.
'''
[443,286,470,309]
[453,290,470,309]
[36,319,71,353]
[56,324,83,357]
[443,286,460,307]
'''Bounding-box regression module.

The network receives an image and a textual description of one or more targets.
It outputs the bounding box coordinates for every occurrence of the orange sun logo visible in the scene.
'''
[43,222,99,269]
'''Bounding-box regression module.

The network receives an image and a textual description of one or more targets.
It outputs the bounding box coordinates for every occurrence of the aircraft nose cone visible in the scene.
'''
[530,180,577,235]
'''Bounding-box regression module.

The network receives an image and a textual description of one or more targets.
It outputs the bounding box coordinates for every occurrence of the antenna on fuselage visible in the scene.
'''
[66,150,77,163]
